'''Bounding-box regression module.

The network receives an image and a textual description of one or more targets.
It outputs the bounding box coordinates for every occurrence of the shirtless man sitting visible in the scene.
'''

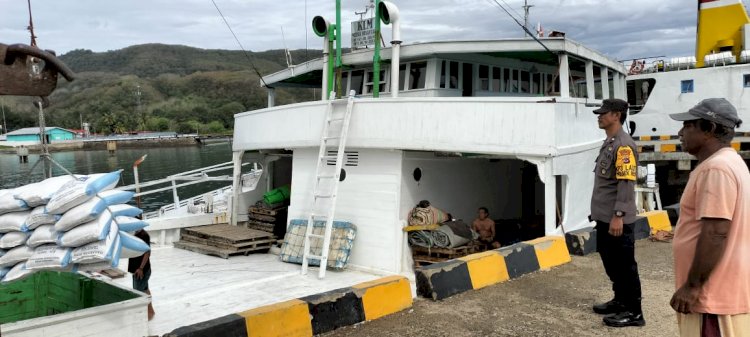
[472,207,500,249]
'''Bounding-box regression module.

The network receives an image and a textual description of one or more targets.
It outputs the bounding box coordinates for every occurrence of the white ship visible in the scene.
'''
[0,2,638,336]
[627,0,750,137]
[623,0,750,204]
[226,3,627,276]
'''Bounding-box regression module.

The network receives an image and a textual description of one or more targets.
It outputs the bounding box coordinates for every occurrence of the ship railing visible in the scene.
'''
[142,185,233,219]
[118,161,263,219]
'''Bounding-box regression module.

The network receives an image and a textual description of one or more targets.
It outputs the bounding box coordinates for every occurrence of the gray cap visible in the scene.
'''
[670,98,743,128]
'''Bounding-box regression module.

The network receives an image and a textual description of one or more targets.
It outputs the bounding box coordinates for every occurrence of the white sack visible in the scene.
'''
[25,244,72,270]
[0,245,34,267]
[0,211,30,233]
[46,171,121,215]
[58,212,113,248]
[0,231,29,249]
[22,206,60,231]
[26,225,60,248]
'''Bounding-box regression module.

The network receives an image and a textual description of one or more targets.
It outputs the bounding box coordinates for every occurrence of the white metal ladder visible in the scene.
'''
[301,90,355,278]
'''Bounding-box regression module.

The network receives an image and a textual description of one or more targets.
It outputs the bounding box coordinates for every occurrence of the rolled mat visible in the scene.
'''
[434,225,470,248]
[408,231,435,248]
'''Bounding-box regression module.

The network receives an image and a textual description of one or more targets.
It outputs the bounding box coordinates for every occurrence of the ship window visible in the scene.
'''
[681,80,694,93]
[342,71,350,94]
[744,74,750,88]
[440,61,446,88]
[504,69,515,92]
[508,69,519,92]
[350,70,364,95]
[399,64,406,91]
[520,71,530,93]
[409,61,427,90]
[532,73,541,94]
[449,61,459,89]
[440,61,459,89]
[492,67,502,92]
[479,65,490,91]
[365,70,386,94]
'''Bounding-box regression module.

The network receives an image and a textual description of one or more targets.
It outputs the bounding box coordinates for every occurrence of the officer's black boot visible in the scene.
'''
[603,300,645,327]
[592,299,625,315]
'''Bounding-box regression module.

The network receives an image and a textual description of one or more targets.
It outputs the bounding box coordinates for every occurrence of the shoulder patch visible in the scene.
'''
[615,146,636,181]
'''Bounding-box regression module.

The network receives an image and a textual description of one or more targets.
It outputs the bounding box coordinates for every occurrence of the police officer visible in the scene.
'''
[590,98,645,327]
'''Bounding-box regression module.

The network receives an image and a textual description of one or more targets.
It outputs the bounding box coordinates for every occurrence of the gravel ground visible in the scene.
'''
[326,240,677,337]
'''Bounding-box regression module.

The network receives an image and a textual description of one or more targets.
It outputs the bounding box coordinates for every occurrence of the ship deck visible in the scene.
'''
[110,245,387,336]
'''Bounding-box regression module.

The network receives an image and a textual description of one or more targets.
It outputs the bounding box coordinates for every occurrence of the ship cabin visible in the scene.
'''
[232,38,627,275]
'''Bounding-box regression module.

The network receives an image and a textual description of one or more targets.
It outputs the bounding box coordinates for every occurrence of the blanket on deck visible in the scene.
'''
[408,221,472,249]
[407,206,449,227]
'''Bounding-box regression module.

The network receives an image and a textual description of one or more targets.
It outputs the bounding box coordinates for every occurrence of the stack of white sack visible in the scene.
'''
[0,170,151,283]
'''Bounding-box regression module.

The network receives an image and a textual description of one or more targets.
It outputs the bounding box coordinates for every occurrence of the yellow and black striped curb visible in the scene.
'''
[164,275,412,337]
[634,134,750,153]
[565,210,673,256]
[415,236,571,301]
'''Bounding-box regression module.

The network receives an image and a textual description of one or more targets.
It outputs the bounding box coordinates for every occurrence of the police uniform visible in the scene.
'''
[590,99,644,326]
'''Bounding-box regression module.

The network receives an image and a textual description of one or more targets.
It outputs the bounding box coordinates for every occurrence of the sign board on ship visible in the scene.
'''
[351,18,375,49]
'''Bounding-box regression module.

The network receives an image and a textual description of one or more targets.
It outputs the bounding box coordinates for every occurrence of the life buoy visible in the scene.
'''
[629,60,644,75]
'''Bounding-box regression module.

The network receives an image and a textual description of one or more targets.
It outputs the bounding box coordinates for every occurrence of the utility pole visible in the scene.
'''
[523,0,534,37]
[135,84,142,131]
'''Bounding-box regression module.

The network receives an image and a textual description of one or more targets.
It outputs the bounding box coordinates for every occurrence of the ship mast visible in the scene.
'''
[523,0,534,37]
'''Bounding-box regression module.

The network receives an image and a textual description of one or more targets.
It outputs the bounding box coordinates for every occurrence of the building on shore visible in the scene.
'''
[5,127,76,143]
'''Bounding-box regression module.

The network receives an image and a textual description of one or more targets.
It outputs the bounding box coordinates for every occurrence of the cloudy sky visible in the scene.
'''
[0,0,718,60]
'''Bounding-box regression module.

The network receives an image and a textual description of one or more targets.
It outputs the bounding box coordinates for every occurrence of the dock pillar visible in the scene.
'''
[106,141,117,154]
[17,146,29,163]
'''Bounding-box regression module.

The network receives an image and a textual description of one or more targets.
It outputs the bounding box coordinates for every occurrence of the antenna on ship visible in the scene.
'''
[355,0,375,20]
[487,0,553,54]
[522,0,534,38]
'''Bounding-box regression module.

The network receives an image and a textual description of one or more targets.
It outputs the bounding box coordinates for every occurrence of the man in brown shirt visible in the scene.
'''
[590,99,644,327]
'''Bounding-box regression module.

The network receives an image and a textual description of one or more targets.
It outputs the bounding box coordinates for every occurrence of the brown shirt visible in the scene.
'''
[590,128,638,224]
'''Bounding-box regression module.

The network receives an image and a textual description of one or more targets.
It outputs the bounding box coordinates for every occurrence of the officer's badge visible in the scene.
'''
[615,146,636,181]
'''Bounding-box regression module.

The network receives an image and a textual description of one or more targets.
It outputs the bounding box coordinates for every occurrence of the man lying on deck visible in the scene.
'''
[472,207,500,249]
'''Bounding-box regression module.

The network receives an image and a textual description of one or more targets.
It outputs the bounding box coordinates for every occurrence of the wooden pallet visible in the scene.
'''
[175,224,276,258]
[248,213,276,223]
[174,241,272,259]
[249,206,275,216]
[180,234,277,250]
[249,206,281,216]
[181,224,273,244]
[245,220,275,234]
[411,244,479,263]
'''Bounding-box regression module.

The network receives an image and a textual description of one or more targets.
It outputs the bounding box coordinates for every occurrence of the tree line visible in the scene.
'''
[1,44,319,135]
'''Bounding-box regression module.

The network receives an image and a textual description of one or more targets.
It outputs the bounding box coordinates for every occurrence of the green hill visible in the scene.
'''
[1,44,321,135]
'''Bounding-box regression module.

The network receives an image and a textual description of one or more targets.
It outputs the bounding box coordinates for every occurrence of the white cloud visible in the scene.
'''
[0,0,720,60]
